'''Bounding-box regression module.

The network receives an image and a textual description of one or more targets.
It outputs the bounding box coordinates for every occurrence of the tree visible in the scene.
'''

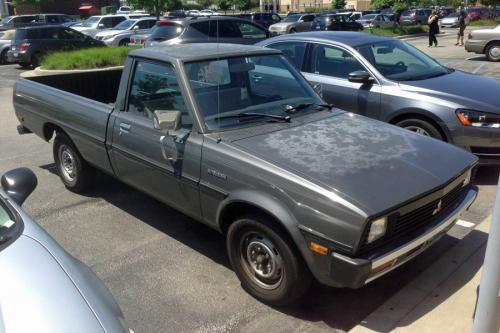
[217,0,233,13]
[234,0,252,11]
[332,0,346,9]
[198,0,214,9]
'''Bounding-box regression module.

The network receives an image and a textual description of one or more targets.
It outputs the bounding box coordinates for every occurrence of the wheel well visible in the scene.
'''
[42,123,65,142]
[484,40,500,53]
[389,113,448,142]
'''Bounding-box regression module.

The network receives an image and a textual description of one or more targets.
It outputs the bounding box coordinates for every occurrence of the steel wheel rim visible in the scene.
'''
[240,231,284,290]
[59,145,76,181]
[404,125,430,136]
[489,45,500,60]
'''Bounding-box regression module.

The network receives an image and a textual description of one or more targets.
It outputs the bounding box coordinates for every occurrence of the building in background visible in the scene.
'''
[279,0,372,12]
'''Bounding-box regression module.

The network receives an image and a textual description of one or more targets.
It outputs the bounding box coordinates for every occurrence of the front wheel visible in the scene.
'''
[486,42,500,62]
[289,28,296,33]
[227,214,312,306]
[53,133,94,192]
[395,118,443,140]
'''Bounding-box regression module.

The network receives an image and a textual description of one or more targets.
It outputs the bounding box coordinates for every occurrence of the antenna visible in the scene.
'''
[216,17,220,130]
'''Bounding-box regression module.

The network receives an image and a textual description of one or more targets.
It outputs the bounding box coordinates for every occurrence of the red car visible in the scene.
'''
[466,7,489,21]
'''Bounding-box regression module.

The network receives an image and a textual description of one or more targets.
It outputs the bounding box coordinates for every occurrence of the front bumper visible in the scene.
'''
[465,40,486,54]
[318,187,477,288]
[452,125,500,164]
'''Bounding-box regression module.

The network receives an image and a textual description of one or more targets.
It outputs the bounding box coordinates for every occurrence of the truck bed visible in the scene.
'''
[13,69,123,175]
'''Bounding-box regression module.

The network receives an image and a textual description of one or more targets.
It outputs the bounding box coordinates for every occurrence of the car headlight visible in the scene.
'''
[367,217,387,244]
[462,169,472,187]
[104,34,117,40]
[456,109,500,128]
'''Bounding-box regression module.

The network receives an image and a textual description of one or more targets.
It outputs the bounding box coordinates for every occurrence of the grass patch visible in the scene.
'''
[364,24,428,37]
[41,46,137,70]
[469,18,500,27]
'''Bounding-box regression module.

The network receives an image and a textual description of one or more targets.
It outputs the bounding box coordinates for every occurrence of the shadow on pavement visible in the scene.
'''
[474,166,500,186]
[38,162,486,331]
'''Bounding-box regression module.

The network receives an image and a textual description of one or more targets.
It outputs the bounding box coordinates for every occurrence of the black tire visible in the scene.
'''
[118,38,129,46]
[31,52,43,68]
[227,214,312,307]
[0,49,7,65]
[53,133,94,192]
[485,42,500,62]
[289,28,297,33]
[19,62,31,68]
[395,118,443,140]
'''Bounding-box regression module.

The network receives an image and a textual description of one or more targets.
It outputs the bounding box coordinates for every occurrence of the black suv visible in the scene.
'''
[144,16,270,48]
[7,25,103,67]
[0,14,75,31]
[237,12,281,28]
[311,14,363,31]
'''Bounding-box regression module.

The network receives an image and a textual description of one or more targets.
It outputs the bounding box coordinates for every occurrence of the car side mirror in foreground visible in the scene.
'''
[312,83,323,97]
[348,70,375,84]
[154,110,182,132]
[1,168,37,206]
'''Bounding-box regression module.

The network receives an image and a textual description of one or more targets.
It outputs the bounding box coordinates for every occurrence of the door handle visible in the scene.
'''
[251,74,263,82]
[119,122,131,135]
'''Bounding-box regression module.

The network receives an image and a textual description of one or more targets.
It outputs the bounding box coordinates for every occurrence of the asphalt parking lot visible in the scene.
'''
[0,34,499,333]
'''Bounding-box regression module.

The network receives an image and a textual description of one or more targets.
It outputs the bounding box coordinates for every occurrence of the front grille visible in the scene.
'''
[359,182,470,254]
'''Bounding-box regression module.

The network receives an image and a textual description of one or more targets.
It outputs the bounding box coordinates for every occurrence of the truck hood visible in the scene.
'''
[232,113,476,216]
[399,70,500,114]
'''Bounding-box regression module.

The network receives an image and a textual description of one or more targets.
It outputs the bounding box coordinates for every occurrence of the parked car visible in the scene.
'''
[199,9,221,16]
[466,7,489,21]
[439,12,459,28]
[237,12,281,28]
[0,29,14,64]
[0,15,37,31]
[116,5,131,14]
[311,13,363,31]
[0,168,129,332]
[72,14,129,37]
[258,32,500,164]
[144,16,269,48]
[268,13,315,35]
[356,14,395,28]
[94,17,157,46]
[399,8,432,25]
[465,25,500,62]
[13,43,478,305]
[8,25,104,67]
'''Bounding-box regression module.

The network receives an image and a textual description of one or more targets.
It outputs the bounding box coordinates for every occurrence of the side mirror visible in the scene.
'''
[154,110,181,132]
[298,19,304,23]
[1,168,37,206]
[348,70,374,84]
[133,25,139,30]
[312,83,323,97]
[98,23,105,29]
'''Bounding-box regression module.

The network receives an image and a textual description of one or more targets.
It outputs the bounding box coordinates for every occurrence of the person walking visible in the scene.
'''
[456,10,467,46]
[428,9,439,47]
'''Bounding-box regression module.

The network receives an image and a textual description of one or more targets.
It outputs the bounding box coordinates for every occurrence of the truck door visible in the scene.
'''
[109,59,202,218]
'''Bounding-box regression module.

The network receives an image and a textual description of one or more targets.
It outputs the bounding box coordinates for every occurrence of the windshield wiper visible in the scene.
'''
[212,112,291,123]
[283,102,332,113]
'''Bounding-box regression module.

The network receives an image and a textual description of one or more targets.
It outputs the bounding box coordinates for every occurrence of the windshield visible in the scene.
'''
[356,40,448,81]
[114,19,137,30]
[0,198,19,251]
[446,12,459,18]
[82,16,100,27]
[0,29,14,40]
[360,14,377,20]
[185,54,324,131]
[149,24,183,40]
[0,16,13,25]
[283,14,301,22]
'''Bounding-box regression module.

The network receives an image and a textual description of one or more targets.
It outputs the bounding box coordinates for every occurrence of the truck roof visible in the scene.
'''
[130,43,281,63]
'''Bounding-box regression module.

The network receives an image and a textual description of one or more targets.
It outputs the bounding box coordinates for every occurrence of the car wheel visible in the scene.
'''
[53,133,94,192]
[118,38,129,46]
[0,49,7,65]
[227,214,312,307]
[31,52,44,68]
[485,42,500,62]
[289,28,296,33]
[395,118,443,140]
[19,62,31,68]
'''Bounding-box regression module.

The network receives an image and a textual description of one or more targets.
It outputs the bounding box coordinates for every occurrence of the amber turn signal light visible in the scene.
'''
[309,242,329,255]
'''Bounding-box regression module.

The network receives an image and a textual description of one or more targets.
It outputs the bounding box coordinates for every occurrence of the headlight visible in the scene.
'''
[104,34,117,40]
[462,169,472,187]
[456,109,500,128]
[367,217,387,244]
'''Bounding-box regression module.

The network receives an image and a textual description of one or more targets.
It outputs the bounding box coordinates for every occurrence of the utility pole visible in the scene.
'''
[0,0,9,18]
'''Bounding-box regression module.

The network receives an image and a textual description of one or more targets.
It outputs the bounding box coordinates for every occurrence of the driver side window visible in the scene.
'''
[127,61,192,128]
[308,44,365,79]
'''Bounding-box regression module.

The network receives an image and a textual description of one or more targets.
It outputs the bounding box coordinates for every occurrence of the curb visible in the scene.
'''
[350,215,491,333]
[20,65,124,78]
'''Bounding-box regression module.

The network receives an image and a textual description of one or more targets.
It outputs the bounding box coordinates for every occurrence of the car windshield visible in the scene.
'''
[446,12,459,18]
[149,24,183,40]
[114,19,137,30]
[82,16,100,27]
[283,14,301,22]
[0,16,13,25]
[185,54,325,131]
[357,40,449,81]
[360,14,377,20]
[0,199,18,250]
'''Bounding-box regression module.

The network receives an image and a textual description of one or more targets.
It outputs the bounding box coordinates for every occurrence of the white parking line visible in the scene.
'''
[442,60,456,66]
[456,219,475,228]
[472,63,485,74]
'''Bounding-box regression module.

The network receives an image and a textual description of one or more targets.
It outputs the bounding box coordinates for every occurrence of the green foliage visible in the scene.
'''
[217,0,233,12]
[197,0,214,9]
[469,18,500,26]
[234,0,252,11]
[41,46,137,70]
[366,24,427,36]
[331,0,346,9]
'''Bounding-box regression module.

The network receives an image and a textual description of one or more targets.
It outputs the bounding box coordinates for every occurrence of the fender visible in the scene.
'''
[386,108,453,142]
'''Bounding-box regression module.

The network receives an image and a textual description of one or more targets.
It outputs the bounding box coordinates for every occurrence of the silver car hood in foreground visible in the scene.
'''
[400,70,500,114]
[232,112,476,215]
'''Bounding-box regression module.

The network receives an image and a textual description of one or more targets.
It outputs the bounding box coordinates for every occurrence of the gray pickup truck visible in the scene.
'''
[13,43,478,306]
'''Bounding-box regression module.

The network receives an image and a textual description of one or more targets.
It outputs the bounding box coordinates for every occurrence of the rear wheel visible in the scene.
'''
[289,28,297,33]
[53,133,94,192]
[485,42,500,62]
[118,38,129,46]
[227,214,312,306]
[19,62,31,68]
[395,118,443,140]
[31,52,44,68]
[0,49,7,65]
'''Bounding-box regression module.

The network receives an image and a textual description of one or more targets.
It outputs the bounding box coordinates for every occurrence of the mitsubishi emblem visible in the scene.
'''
[432,200,443,216]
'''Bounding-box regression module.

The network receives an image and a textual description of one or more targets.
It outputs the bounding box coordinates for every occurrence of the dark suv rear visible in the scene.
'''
[237,12,281,28]
[311,14,363,31]
[7,25,103,67]
[144,17,270,48]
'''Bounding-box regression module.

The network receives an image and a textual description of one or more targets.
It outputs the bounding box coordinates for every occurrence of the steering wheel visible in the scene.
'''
[395,61,407,70]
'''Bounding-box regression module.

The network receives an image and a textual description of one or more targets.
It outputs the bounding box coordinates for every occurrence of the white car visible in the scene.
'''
[198,9,221,16]
[72,14,129,37]
[116,6,131,14]
[440,12,459,28]
[0,29,14,64]
[94,17,157,46]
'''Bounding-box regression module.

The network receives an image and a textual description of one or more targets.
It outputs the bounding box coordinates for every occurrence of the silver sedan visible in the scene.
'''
[268,13,315,35]
[465,25,500,62]
[0,168,130,333]
[257,32,500,164]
